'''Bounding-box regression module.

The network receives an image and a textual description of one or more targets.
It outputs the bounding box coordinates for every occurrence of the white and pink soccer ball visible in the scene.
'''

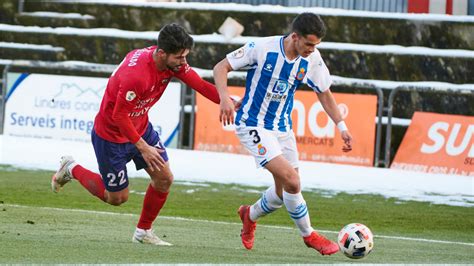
[337,223,374,259]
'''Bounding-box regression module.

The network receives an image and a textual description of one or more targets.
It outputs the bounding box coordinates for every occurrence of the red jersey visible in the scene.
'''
[94,46,220,144]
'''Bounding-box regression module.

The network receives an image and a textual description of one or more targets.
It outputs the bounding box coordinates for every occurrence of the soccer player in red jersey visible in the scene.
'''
[51,24,222,245]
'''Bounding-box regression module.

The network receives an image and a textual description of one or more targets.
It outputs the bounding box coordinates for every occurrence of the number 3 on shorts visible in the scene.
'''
[249,129,261,144]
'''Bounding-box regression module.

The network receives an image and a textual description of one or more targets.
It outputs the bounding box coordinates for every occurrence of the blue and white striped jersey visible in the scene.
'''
[227,36,332,132]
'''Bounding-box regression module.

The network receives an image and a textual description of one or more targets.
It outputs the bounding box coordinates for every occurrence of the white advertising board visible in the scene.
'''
[4,73,181,147]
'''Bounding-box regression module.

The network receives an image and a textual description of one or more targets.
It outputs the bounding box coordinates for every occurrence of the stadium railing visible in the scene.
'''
[2,60,471,168]
[384,84,474,167]
[186,68,386,167]
[0,64,8,134]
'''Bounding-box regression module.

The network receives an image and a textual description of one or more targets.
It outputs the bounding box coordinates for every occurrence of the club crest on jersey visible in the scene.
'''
[257,144,267,155]
[125,91,136,101]
[232,47,245,59]
[296,67,306,81]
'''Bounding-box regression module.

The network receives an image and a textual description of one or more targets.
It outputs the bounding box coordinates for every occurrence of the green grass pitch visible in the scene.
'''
[0,166,473,263]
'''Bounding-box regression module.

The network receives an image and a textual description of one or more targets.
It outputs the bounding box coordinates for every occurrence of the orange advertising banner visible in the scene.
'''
[391,112,474,176]
[194,87,377,166]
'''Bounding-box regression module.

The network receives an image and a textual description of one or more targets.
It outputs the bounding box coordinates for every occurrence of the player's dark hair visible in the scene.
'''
[291,13,326,39]
[157,23,194,54]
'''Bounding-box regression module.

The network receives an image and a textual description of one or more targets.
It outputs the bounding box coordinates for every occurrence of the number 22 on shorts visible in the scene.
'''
[107,170,126,187]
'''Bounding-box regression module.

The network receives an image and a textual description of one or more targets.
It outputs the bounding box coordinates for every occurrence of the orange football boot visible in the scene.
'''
[303,231,339,255]
[238,205,257,250]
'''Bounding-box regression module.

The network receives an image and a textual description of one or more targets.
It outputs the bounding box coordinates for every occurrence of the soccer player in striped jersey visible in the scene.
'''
[213,13,353,255]
[51,24,222,246]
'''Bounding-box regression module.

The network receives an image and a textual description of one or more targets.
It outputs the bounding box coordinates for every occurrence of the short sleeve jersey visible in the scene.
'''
[227,36,332,132]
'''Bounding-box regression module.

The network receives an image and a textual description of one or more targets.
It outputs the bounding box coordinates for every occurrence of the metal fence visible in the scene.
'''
[1,60,473,168]
[384,85,474,167]
[182,0,474,14]
[288,0,407,12]
[182,0,408,13]
[0,66,6,134]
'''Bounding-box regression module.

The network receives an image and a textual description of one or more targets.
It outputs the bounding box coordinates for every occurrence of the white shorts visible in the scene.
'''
[235,126,299,169]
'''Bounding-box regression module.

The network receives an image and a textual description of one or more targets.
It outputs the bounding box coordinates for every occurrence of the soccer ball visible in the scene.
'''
[337,223,374,259]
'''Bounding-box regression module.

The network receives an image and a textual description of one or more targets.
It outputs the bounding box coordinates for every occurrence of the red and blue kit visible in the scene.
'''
[94,45,219,144]
[91,46,219,191]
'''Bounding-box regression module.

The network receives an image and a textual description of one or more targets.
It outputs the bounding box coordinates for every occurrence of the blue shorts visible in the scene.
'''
[91,123,168,192]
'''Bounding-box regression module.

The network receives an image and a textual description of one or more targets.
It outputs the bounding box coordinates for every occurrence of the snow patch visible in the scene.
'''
[21,11,95,20]
[54,0,474,22]
[0,24,473,58]
[0,42,65,52]
[0,135,472,207]
[0,59,472,93]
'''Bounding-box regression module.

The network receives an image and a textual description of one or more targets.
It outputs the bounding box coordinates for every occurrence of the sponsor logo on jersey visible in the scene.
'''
[248,42,255,48]
[129,98,155,117]
[135,97,155,109]
[264,63,273,72]
[129,106,150,117]
[272,80,289,94]
[232,47,245,59]
[257,144,267,155]
[265,92,288,102]
[125,91,136,101]
[296,67,306,81]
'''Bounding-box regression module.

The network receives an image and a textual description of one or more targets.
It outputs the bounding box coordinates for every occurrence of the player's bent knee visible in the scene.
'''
[107,196,128,206]
[282,173,300,193]
[284,184,300,194]
[165,174,174,186]
[105,191,129,206]
[107,200,122,206]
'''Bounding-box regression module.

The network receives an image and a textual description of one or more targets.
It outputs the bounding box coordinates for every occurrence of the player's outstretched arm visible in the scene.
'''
[317,90,353,152]
[213,58,235,126]
[175,65,220,104]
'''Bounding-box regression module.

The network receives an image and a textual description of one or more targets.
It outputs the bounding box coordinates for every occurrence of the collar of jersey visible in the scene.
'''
[148,46,158,72]
[280,36,300,63]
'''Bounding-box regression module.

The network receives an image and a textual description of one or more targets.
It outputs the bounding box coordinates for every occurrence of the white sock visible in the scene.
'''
[249,185,283,221]
[67,162,78,178]
[283,190,314,237]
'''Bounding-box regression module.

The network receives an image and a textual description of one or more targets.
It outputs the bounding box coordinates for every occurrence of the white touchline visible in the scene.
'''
[5,204,474,247]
